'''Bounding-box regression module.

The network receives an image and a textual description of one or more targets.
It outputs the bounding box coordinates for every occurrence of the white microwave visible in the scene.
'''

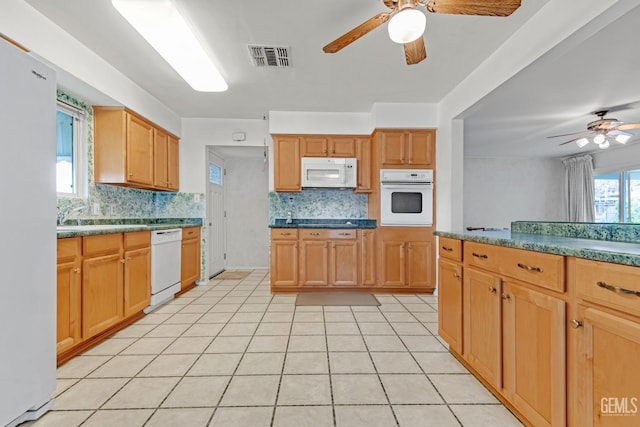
[301,157,357,189]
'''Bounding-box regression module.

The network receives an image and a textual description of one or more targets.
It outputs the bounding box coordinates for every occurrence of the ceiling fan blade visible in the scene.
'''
[607,130,633,137]
[426,0,521,16]
[404,37,427,65]
[546,131,592,139]
[617,123,640,131]
[323,12,391,54]
[559,136,590,146]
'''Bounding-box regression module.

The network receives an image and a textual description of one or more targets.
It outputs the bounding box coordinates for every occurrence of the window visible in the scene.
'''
[56,102,86,197]
[209,163,222,185]
[594,169,640,223]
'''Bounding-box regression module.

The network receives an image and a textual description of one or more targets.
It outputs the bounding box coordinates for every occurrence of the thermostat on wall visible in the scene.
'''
[232,131,246,141]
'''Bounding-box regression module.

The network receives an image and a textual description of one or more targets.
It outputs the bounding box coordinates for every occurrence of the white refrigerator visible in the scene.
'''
[0,39,57,426]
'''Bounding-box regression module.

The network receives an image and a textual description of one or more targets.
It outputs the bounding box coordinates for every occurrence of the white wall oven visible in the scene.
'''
[380,169,434,226]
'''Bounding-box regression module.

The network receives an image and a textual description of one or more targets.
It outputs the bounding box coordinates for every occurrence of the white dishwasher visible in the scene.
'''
[145,228,182,313]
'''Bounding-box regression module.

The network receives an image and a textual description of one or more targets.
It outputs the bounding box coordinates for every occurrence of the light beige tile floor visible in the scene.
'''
[26,269,522,427]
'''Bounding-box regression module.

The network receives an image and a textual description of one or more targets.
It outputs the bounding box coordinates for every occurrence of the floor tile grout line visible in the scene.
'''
[322,305,337,427]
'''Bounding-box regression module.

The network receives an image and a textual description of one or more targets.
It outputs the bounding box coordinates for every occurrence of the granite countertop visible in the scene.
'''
[434,227,640,267]
[269,218,376,229]
[57,218,202,238]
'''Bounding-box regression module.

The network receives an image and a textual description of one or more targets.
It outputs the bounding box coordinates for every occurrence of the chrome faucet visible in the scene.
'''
[286,211,293,224]
[57,205,89,225]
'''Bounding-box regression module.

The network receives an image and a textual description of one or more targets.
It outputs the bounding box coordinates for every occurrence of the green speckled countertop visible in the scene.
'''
[57,218,202,238]
[435,222,640,267]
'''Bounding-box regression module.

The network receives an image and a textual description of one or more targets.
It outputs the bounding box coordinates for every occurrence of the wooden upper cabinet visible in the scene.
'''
[274,135,302,192]
[94,107,179,191]
[355,137,372,193]
[301,136,357,157]
[377,129,435,168]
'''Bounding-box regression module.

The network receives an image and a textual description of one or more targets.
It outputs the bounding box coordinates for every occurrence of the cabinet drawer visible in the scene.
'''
[83,233,122,257]
[271,229,299,240]
[464,242,564,292]
[300,229,357,240]
[124,231,150,250]
[575,258,640,317]
[58,237,81,260]
[439,237,462,262]
[182,226,200,240]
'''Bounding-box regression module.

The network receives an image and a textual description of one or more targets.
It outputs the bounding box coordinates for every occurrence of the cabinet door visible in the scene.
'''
[359,230,376,286]
[330,240,358,287]
[330,136,357,157]
[167,135,180,191]
[464,267,502,389]
[57,254,82,354]
[379,131,406,166]
[576,306,640,427]
[153,129,169,189]
[355,137,372,193]
[82,253,124,339]
[301,136,329,157]
[270,240,298,287]
[181,237,201,290]
[407,240,433,288]
[126,113,154,185]
[407,131,434,167]
[299,240,329,286]
[438,259,463,355]
[379,240,406,287]
[274,136,301,191]
[124,247,150,316]
[502,282,566,427]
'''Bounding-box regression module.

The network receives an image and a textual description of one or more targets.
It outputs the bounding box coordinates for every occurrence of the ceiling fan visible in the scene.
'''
[322,0,522,65]
[548,110,640,149]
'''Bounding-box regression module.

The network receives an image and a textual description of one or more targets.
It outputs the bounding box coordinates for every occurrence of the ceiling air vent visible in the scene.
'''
[248,45,291,67]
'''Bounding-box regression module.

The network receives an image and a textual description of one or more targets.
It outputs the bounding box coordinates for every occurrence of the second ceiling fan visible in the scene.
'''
[323,0,522,65]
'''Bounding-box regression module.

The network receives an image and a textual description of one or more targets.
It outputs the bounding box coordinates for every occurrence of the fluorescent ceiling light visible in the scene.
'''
[112,0,227,92]
[388,8,426,44]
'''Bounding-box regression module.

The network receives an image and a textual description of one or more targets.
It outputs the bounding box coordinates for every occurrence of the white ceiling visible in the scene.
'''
[23,0,640,159]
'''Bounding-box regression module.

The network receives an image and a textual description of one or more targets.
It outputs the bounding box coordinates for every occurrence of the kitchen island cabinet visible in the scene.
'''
[438,237,463,355]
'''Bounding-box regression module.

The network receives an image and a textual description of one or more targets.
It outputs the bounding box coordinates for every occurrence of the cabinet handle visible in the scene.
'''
[596,281,640,297]
[338,232,351,236]
[120,259,126,264]
[126,257,132,261]
[453,272,460,279]
[128,173,133,177]
[73,268,81,274]
[517,263,544,273]
[472,252,488,259]
[310,232,320,236]
[570,319,583,329]
[280,232,291,236]
[501,293,511,300]
[488,287,497,293]
[441,246,453,252]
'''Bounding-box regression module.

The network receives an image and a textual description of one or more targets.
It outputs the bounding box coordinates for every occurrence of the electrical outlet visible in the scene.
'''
[92,203,100,215]
[109,204,117,216]
[194,194,200,202]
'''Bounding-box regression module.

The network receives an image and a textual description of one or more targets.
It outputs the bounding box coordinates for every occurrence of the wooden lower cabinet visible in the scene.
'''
[329,239,358,287]
[377,228,434,290]
[271,237,299,288]
[56,238,82,354]
[438,258,463,354]
[299,239,329,286]
[123,232,151,316]
[180,227,201,292]
[299,229,358,288]
[82,245,124,340]
[502,280,566,427]
[464,267,503,389]
[359,229,376,286]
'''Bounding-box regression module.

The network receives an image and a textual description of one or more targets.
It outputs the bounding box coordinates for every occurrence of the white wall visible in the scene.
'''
[221,153,270,269]
[463,157,566,229]
[181,118,270,193]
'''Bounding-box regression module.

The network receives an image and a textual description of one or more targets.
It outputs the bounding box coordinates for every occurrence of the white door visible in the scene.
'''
[207,152,226,277]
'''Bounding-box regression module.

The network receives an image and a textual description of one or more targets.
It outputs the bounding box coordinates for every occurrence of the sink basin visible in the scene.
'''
[57,224,148,232]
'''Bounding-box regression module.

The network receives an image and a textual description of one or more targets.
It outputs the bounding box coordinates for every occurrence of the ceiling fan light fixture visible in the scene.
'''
[388,8,426,44]
[615,134,631,144]
[593,133,606,145]
[598,139,610,149]
[112,0,228,92]
[575,137,589,148]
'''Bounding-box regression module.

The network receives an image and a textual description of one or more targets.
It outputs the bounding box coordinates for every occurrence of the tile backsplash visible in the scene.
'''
[269,190,368,223]
[56,90,204,222]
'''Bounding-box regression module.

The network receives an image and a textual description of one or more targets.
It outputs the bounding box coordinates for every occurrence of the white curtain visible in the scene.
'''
[562,154,595,222]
